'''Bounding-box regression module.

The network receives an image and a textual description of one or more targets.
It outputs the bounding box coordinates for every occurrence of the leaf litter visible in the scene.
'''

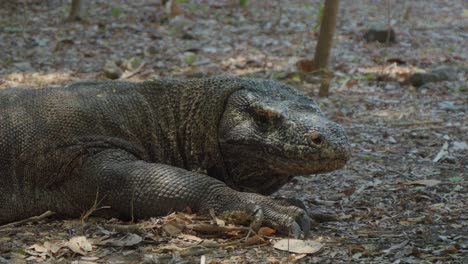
[0,0,466,263]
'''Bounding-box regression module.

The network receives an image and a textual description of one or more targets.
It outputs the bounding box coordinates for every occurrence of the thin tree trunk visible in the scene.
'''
[313,0,339,97]
[68,0,83,21]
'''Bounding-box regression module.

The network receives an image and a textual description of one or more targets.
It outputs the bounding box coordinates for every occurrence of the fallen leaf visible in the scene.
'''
[266,257,281,264]
[451,141,468,151]
[405,179,441,187]
[67,236,92,255]
[178,234,203,242]
[343,188,356,196]
[258,227,276,236]
[433,141,449,162]
[162,221,184,236]
[95,233,142,247]
[29,244,48,253]
[383,240,409,254]
[273,239,323,254]
[81,256,100,261]
[296,59,315,72]
[443,246,459,254]
[244,235,266,246]
[346,80,359,87]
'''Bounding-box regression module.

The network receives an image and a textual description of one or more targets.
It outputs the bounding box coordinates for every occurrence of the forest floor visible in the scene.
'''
[0,0,466,263]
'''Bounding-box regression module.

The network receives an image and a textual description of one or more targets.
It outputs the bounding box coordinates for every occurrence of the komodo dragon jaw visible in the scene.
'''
[218,82,350,195]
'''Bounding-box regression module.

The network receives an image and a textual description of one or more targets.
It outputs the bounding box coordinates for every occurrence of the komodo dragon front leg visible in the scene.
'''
[73,149,310,236]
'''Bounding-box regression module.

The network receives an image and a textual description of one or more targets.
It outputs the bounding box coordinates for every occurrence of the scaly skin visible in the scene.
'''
[0,77,349,236]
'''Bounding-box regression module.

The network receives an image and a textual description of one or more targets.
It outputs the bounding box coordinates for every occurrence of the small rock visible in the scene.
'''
[410,66,458,87]
[0,256,8,264]
[155,61,166,68]
[451,141,468,151]
[13,61,33,71]
[384,81,401,90]
[201,47,217,53]
[363,26,396,43]
[181,32,195,40]
[183,70,205,78]
[103,60,122,79]
[432,66,458,81]
[438,101,461,111]
[191,58,211,66]
[144,46,158,56]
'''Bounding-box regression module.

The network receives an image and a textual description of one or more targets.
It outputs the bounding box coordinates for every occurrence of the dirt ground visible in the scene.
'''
[0,0,466,263]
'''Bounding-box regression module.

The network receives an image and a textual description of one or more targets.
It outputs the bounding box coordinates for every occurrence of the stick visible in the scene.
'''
[119,62,146,80]
[186,223,249,234]
[0,211,55,229]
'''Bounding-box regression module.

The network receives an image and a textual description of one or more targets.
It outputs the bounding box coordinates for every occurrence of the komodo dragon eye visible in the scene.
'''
[250,104,282,132]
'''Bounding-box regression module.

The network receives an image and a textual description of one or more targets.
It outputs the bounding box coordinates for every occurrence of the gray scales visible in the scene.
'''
[0,77,349,236]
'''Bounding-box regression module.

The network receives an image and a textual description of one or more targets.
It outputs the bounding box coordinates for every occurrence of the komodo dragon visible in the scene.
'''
[0,77,349,236]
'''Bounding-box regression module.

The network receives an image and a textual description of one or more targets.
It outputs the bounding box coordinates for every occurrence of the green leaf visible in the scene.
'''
[111,7,122,17]
[239,0,247,8]
[3,25,24,33]
[449,176,464,183]
[166,28,178,36]
[185,55,196,64]
[312,3,324,31]
[292,73,301,83]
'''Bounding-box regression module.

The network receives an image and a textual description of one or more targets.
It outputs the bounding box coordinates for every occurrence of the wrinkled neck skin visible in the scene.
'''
[138,78,244,174]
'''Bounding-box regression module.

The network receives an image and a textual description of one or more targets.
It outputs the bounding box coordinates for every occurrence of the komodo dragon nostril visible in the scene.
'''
[309,132,323,145]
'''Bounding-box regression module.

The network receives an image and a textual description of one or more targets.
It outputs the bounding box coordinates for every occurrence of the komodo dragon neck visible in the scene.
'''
[136,78,244,180]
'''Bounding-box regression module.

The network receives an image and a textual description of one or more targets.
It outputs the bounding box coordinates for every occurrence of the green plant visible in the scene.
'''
[111,7,122,17]
[311,2,324,31]
[239,0,247,8]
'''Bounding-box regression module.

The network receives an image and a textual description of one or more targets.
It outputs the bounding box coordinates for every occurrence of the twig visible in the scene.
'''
[186,223,250,234]
[119,62,146,80]
[0,211,55,229]
[391,120,444,126]
[404,125,461,132]
[309,212,339,223]
[80,191,108,223]
[373,163,407,177]
[102,223,144,234]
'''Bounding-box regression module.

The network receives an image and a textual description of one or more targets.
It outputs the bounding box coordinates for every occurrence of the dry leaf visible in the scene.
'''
[343,188,356,196]
[266,257,281,264]
[162,221,184,236]
[405,179,441,187]
[383,240,409,254]
[178,234,203,242]
[346,80,359,87]
[433,141,449,162]
[29,244,48,253]
[273,239,323,254]
[95,233,142,247]
[244,235,266,246]
[258,227,276,236]
[67,236,92,255]
[296,59,315,72]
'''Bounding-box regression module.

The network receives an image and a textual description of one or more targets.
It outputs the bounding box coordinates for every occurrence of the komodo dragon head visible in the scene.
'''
[217,79,350,195]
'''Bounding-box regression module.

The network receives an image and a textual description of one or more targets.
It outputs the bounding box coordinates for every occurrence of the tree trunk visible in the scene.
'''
[313,0,339,97]
[68,0,83,21]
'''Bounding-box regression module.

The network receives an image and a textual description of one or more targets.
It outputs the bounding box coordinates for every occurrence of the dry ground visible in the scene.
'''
[0,0,466,263]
